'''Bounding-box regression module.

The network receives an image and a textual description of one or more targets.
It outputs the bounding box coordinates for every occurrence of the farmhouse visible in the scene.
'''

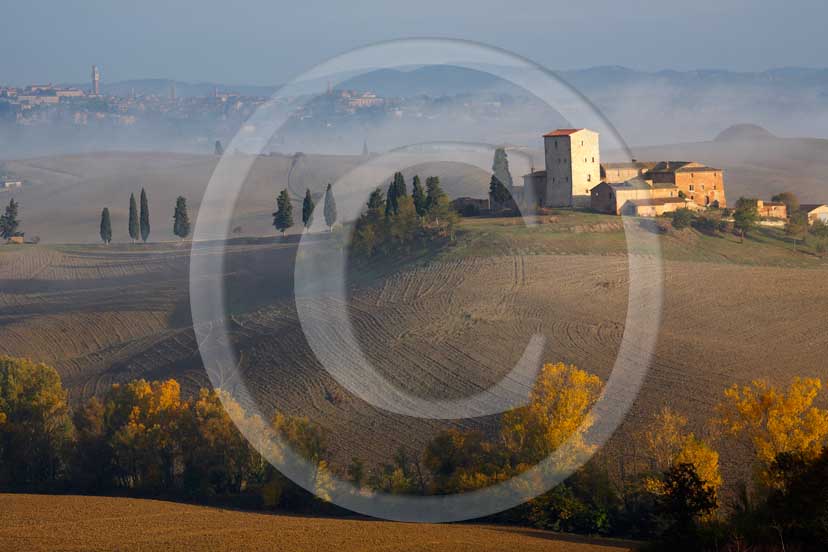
[1,180,22,190]
[799,204,828,224]
[754,200,787,219]
[647,161,726,208]
[515,128,727,216]
[590,178,694,216]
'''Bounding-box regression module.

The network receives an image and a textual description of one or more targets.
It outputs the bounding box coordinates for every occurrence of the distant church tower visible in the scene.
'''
[169,81,176,101]
[91,65,100,96]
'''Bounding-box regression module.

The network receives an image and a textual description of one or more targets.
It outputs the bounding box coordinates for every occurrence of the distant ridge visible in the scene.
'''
[714,124,777,142]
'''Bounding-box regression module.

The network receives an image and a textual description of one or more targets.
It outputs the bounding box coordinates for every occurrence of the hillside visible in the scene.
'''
[0,494,637,552]
[2,212,827,483]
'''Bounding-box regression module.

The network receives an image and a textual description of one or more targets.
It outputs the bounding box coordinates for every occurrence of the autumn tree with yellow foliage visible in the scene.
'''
[716,377,828,485]
[424,363,602,495]
[642,407,722,493]
[0,356,74,487]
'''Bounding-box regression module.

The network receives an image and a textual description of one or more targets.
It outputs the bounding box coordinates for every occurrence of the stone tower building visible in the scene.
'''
[543,128,600,207]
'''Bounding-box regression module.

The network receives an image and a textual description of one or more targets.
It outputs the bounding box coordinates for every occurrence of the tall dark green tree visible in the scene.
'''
[139,188,150,243]
[214,140,224,156]
[385,181,398,217]
[0,198,20,240]
[99,208,112,244]
[385,172,407,217]
[411,175,427,217]
[489,175,511,208]
[172,196,191,240]
[425,176,446,211]
[323,183,337,231]
[272,189,294,236]
[128,193,139,243]
[492,147,513,188]
[394,171,407,198]
[367,187,385,213]
[302,189,315,230]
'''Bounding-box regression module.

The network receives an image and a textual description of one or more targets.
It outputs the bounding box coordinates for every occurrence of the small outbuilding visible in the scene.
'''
[800,204,828,224]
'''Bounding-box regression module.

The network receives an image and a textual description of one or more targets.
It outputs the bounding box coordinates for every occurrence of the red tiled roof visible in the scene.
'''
[543,128,582,137]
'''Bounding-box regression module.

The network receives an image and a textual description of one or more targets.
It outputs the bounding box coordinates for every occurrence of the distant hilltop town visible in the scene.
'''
[515,128,727,217]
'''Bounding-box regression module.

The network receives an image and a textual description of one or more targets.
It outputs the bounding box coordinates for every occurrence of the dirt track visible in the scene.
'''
[0,494,638,552]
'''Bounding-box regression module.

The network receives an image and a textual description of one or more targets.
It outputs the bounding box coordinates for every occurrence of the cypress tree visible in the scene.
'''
[489,175,511,207]
[215,140,224,155]
[385,181,397,217]
[385,172,407,217]
[492,147,513,188]
[99,207,112,244]
[367,187,385,213]
[173,196,190,239]
[0,198,20,240]
[128,193,139,243]
[302,189,315,230]
[412,175,427,217]
[425,176,446,211]
[273,189,294,236]
[323,183,337,231]
[393,171,407,198]
[139,188,150,243]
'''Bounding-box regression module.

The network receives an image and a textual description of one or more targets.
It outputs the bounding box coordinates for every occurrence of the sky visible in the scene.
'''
[1,0,826,86]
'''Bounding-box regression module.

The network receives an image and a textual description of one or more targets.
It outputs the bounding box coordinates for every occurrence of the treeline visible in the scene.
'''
[351,172,459,257]
[98,190,191,244]
[2,355,827,549]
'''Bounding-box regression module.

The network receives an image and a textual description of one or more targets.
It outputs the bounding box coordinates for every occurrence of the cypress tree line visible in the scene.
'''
[0,198,20,240]
[492,147,513,188]
[139,188,150,243]
[128,193,139,243]
[273,189,294,236]
[323,183,337,231]
[302,189,315,229]
[99,208,112,244]
[412,175,427,216]
[172,196,190,240]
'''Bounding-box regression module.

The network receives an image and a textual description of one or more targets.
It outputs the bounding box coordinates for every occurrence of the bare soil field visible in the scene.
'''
[2,214,827,484]
[0,494,638,552]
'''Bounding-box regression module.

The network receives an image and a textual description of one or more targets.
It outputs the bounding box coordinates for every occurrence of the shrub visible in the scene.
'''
[671,208,693,229]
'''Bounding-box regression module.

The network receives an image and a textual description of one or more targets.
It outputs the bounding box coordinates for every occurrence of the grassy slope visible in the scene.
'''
[0,494,638,552]
[446,211,826,268]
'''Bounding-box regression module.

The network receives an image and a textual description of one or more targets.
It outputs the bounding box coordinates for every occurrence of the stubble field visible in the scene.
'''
[0,494,638,552]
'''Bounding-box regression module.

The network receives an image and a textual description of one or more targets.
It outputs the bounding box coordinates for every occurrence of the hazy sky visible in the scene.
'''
[1,0,825,85]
